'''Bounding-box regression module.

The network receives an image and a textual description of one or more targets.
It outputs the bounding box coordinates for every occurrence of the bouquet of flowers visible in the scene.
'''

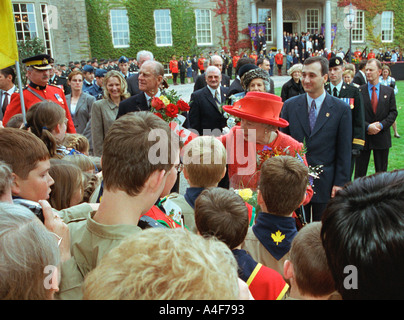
[151,89,197,146]
[150,89,190,123]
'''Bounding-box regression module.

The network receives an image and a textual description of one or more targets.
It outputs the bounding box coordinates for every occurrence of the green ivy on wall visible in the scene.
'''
[85,0,197,64]
[338,0,404,50]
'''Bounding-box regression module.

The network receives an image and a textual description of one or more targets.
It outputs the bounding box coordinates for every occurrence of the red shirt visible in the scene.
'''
[3,83,76,133]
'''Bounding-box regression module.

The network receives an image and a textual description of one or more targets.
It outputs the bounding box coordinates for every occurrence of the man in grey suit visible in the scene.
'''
[0,67,17,121]
[126,50,154,96]
[281,56,352,221]
[189,66,229,136]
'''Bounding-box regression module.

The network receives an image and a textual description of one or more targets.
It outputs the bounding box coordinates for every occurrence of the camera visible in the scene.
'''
[13,198,45,223]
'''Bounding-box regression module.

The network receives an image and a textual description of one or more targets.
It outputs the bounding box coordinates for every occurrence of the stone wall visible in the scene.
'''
[48,0,91,64]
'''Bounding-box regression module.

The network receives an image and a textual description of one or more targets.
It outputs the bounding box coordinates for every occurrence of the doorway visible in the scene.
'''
[284,22,293,34]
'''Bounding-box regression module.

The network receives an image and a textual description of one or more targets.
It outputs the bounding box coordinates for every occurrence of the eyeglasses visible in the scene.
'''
[50,232,63,247]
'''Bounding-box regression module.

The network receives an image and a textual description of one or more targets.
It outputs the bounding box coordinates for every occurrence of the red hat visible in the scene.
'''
[222,92,288,128]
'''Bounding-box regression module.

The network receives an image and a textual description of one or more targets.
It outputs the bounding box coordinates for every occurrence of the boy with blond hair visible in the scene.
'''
[242,155,308,277]
[160,135,227,232]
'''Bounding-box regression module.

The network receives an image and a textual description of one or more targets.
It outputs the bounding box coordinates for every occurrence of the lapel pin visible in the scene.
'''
[326,113,330,117]
[384,95,387,99]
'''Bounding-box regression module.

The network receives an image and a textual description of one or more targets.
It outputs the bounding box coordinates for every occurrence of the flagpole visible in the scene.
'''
[14,60,26,123]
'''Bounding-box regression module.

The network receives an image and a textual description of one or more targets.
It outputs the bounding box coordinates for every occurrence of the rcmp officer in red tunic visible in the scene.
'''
[2,54,76,133]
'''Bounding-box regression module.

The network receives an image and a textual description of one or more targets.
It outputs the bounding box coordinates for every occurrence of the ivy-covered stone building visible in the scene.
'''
[10,0,403,65]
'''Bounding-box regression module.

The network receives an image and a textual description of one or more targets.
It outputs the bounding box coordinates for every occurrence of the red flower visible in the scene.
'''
[153,112,163,119]
[177,99,190,112]
[165,103,179,118]
[151,97,165,110]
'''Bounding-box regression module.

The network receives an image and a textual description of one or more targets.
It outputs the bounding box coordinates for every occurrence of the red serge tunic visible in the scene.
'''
[3,83,76,133]
[218,126,313,205]
[169,60,178,74]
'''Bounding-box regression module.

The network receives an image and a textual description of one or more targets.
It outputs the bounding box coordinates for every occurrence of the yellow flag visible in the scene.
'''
[0,0,19,69]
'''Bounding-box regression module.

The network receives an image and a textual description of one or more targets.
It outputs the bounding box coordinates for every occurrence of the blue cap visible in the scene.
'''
[82,65,94,73]
[118,56,129,64]
[95,69,108,77]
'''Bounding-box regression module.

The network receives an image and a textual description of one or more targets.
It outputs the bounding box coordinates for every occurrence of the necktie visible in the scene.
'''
[333,87,338,97]
[309,100,317,132]
[214,90,221,111]
[371,86,378,113]
[2,92,9,115]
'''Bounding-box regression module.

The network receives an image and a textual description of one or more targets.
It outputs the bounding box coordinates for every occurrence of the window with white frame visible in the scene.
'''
[110,9,130,48]
[306,9,319,34]
[40,4,53,56]
[13,3,38,41]
[352,10,364,43]
[381,11,394,42]
[258,8,272,42]
[154,9,172,46]
[195,9,212,45]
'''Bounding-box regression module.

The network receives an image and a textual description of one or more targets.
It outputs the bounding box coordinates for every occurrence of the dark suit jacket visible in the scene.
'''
[193,73,230,92]
[189,86,229,136]
[325,82,365,150]
[116,92,149,119]
[353,71,366,86]
[126,73,140,96]
[0,86,18,120]
[227,78,243,98]
[359,83,397,150]
[280,93,352,203]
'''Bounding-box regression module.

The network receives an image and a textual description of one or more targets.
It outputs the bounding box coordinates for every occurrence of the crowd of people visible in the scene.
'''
[0,36,402,301]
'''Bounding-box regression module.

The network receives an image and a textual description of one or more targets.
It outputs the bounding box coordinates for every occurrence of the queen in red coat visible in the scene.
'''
[219,92,313,205]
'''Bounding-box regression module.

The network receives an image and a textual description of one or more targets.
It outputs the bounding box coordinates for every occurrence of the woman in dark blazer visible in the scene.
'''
[280,63,305,102]
[66,70,96,151]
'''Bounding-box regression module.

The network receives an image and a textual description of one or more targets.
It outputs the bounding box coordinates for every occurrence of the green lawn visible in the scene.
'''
[275,81,404,175]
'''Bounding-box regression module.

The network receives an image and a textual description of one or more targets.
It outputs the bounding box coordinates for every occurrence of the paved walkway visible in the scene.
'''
[168,75,290,103]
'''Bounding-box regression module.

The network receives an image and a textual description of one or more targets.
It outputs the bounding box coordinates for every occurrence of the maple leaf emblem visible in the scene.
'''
[271,230,285,245]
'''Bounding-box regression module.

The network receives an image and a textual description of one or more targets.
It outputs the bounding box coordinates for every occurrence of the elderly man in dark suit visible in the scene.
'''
[116,60,164,119]
[189,66,229,136]
[193,55,230,92]
[354,58,397,178]
[281,56,352,221]
[126,50,154,96]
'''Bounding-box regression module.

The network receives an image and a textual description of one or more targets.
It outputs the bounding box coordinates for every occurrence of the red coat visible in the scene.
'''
[232,55,240,68]
[197,58,205,71]
[275,53,283,65]
[169,60,178,73]
[218,126,313,204]
[3,84,76,133]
